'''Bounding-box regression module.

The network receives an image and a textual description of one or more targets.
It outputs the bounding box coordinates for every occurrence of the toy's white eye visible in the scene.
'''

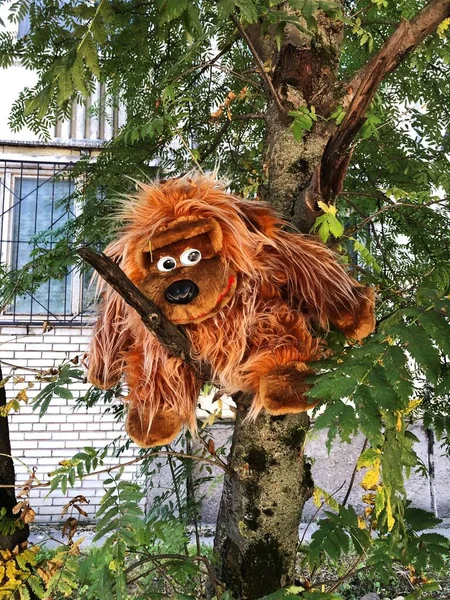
[157,256,177,272]
[180,249,202,266]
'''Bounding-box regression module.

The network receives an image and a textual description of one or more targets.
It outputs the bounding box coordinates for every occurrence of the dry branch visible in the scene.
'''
[320,0,450,202]
[77,247,209,380]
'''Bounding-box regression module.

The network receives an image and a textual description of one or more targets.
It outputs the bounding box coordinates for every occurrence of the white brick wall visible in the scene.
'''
[0,324,142,524]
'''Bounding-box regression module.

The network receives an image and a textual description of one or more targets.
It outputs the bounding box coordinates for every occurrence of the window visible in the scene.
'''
[9,177,74,315]
[0,160,92,324]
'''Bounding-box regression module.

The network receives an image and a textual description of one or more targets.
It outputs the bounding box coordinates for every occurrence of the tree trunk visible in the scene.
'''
[213,9,345,598]
[214,398,312,599]
[0,366,29,550]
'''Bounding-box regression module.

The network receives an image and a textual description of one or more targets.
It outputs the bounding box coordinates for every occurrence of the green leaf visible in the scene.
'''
[28,576,45,599]
[54,386,73,400]
[405,506,442,532]
[355,385,384,446]
[79,32,100,78]
[417,310,450,356]
[57,69,74,104]
[389,323,441,384]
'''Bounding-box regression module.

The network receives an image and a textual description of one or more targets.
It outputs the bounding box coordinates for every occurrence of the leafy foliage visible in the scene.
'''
[1,0,450,597]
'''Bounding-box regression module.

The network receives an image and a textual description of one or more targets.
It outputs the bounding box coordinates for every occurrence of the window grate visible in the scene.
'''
[0,159,95,326]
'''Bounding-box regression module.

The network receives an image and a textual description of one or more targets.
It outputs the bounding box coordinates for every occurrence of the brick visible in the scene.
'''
[26,360,55,367]
[30,423,47,431]
[79,431,105,440]
[38,441,64,449]
[64,441,87,449]
[37,506,68,515]
[49,336,72,344]
[41,407,62,415]
[24,449,52,458]
[0,327,28,335]
[25,343,53,351]
[53,345,80,352]
[0,351,14,358]
[43,424,61,431]
[3,343,26,350]
[25,432,54,440]
[60,424,74,431]
[50,432,79,441]
[69,336,90,344]
[20,351,43,359]
[69,413,92,423]
[15,441,38,449]
[41,352,68,359]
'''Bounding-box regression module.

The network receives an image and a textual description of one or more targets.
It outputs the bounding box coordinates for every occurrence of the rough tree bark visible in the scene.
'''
[0,365,29,550]
[213,399,312,599]
[213,2,450,598]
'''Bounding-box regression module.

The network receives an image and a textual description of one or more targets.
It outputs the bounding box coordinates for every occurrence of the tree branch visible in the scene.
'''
[320,0,450,202]
[77,247,209,380]
[230,14,286,115]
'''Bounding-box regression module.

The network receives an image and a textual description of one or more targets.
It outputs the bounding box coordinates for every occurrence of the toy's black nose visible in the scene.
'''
[164,280,199,305]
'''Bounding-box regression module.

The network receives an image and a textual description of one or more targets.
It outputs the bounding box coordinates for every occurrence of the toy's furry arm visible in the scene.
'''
[123,347,202,447]
[87,291,129,389]
[238,201,375,340]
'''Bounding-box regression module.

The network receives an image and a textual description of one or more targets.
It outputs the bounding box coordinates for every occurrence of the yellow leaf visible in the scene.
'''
[396,411,402,432]
[317,200,337,216]
[362,493,376,505]
[404,398,423,415]
[0,564,5,580]
[385,493,395,531]
[437,17,450,38]
[109,560,117,572]
[6,559,17,580]
[361,463,380,491]
[357,516,367,529]
[312,487,322,508]
[16,389,28,403]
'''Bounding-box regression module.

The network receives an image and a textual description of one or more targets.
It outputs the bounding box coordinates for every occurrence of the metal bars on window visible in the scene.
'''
[0,159,93,325]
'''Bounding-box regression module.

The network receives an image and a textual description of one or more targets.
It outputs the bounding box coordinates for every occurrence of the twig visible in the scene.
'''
[199,120,231,162]
[298,480,347,547]
[230,14,286,115]
[342,438,368,507]
[0,359,51,375]
[76,247,210,381]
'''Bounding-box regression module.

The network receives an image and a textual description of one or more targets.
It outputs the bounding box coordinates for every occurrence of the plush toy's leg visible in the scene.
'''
[259,361,318,415]
[126,403,182,448]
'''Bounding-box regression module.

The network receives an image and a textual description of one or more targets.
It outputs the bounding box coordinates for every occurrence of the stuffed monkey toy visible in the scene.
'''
[87,174,375,447]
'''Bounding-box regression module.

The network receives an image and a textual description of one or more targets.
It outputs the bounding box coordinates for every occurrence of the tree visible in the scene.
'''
[0,365,29,551]
[1,0,450,598]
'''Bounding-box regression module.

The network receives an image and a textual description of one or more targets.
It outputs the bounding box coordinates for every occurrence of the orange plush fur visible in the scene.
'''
[88,173,375,447]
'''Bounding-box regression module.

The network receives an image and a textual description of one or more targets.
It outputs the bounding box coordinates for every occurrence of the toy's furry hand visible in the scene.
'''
[333,287,376,341]
[260,362,319,415]
[126,404,182,447]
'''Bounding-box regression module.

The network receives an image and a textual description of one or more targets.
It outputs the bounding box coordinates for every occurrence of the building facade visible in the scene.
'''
[0,2,141,524]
